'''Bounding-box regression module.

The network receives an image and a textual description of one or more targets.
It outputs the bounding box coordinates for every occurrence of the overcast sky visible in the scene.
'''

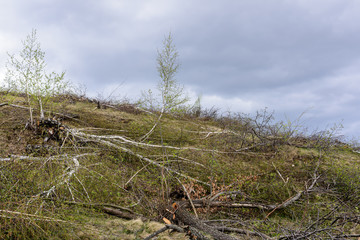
[1,0,360,139]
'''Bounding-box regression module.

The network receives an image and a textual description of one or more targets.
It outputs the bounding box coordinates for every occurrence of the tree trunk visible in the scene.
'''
[169,202,240,240]
[39,97,44,119]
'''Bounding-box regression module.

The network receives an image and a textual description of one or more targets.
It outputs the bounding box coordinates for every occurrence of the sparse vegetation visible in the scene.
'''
[1,90,359,239]
[0,32,359,240]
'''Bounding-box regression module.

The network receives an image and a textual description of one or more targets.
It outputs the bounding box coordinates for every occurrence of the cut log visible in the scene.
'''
[167,202,241,240]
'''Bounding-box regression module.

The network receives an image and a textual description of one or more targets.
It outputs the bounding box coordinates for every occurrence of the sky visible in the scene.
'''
[0,0,360,140]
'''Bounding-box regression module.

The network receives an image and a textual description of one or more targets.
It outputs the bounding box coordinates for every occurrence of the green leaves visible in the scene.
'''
[5,29,68,122]
[141,32,189,113]
[157,33,188,111]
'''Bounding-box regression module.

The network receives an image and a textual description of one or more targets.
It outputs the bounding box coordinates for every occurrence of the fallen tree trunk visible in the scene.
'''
[102,207,148,222]
[166,202,241,240]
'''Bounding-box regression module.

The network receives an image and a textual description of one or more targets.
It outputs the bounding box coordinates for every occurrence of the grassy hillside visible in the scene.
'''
[0,92,359,239]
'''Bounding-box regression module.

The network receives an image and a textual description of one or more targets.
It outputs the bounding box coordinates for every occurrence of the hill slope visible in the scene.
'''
[0,92,359,239]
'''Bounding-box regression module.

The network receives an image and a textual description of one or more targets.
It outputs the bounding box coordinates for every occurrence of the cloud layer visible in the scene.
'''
[1,0,360,138]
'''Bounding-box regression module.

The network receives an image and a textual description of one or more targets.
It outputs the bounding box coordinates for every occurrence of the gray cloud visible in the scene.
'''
[1,0,360,138]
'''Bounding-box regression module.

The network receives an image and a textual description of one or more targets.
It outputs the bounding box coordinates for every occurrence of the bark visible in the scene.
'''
[212,226,271,239]
[102,207,148,222]
[179,199,276,210]
[143,224,184,240]
[169,202,241,240]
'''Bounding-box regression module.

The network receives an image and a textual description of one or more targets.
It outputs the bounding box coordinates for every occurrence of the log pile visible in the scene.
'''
[36,118,67,142]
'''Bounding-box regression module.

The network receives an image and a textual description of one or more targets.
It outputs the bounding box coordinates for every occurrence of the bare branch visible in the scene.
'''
[143,224,184,240]
[69,130,210,186]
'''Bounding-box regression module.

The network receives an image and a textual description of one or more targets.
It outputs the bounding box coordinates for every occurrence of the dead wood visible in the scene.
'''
[209,191,244,201]
[212,226,271,239]
[185,226,211,240]
[143,224,185,240]
[0,155,44,161]
[2,103,28,110]
[42,199,152,224]
[102,103,144,115]
[3,102,84,123]
[69,129,210,186]
[77,130,237,155]
[165,202,241,240]
[179,200,276,210]
[179,175,319,214]
[46,200,134,214]
[140,108,164,142]
[0,209,66,223]
[102,207,148,222]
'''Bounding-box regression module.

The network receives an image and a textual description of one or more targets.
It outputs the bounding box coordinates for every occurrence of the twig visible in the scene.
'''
[181,174,319,212]
[4,102,85,123]
[212,226,272,239]
[70,128,254,154]
[0,209,66,223]
[44,199,136,214]
[32,153,95,199]
[124,163,151,187]
[334,234,360,239]
[77,127,127,133]
[70,131,210,186]
[0,155,44,161]
[140,108,164,142]
[265,174,320,220]
[176,177,198,218]
[180,200,276,210]
[272,162,288,184]
[209,191,243,202]
[143,224,184,240]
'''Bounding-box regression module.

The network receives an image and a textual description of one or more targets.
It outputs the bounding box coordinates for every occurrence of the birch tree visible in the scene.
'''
[156,32,188,112]
[5,29,67,125]
[141,32,188,113]
[140,33,189,141]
